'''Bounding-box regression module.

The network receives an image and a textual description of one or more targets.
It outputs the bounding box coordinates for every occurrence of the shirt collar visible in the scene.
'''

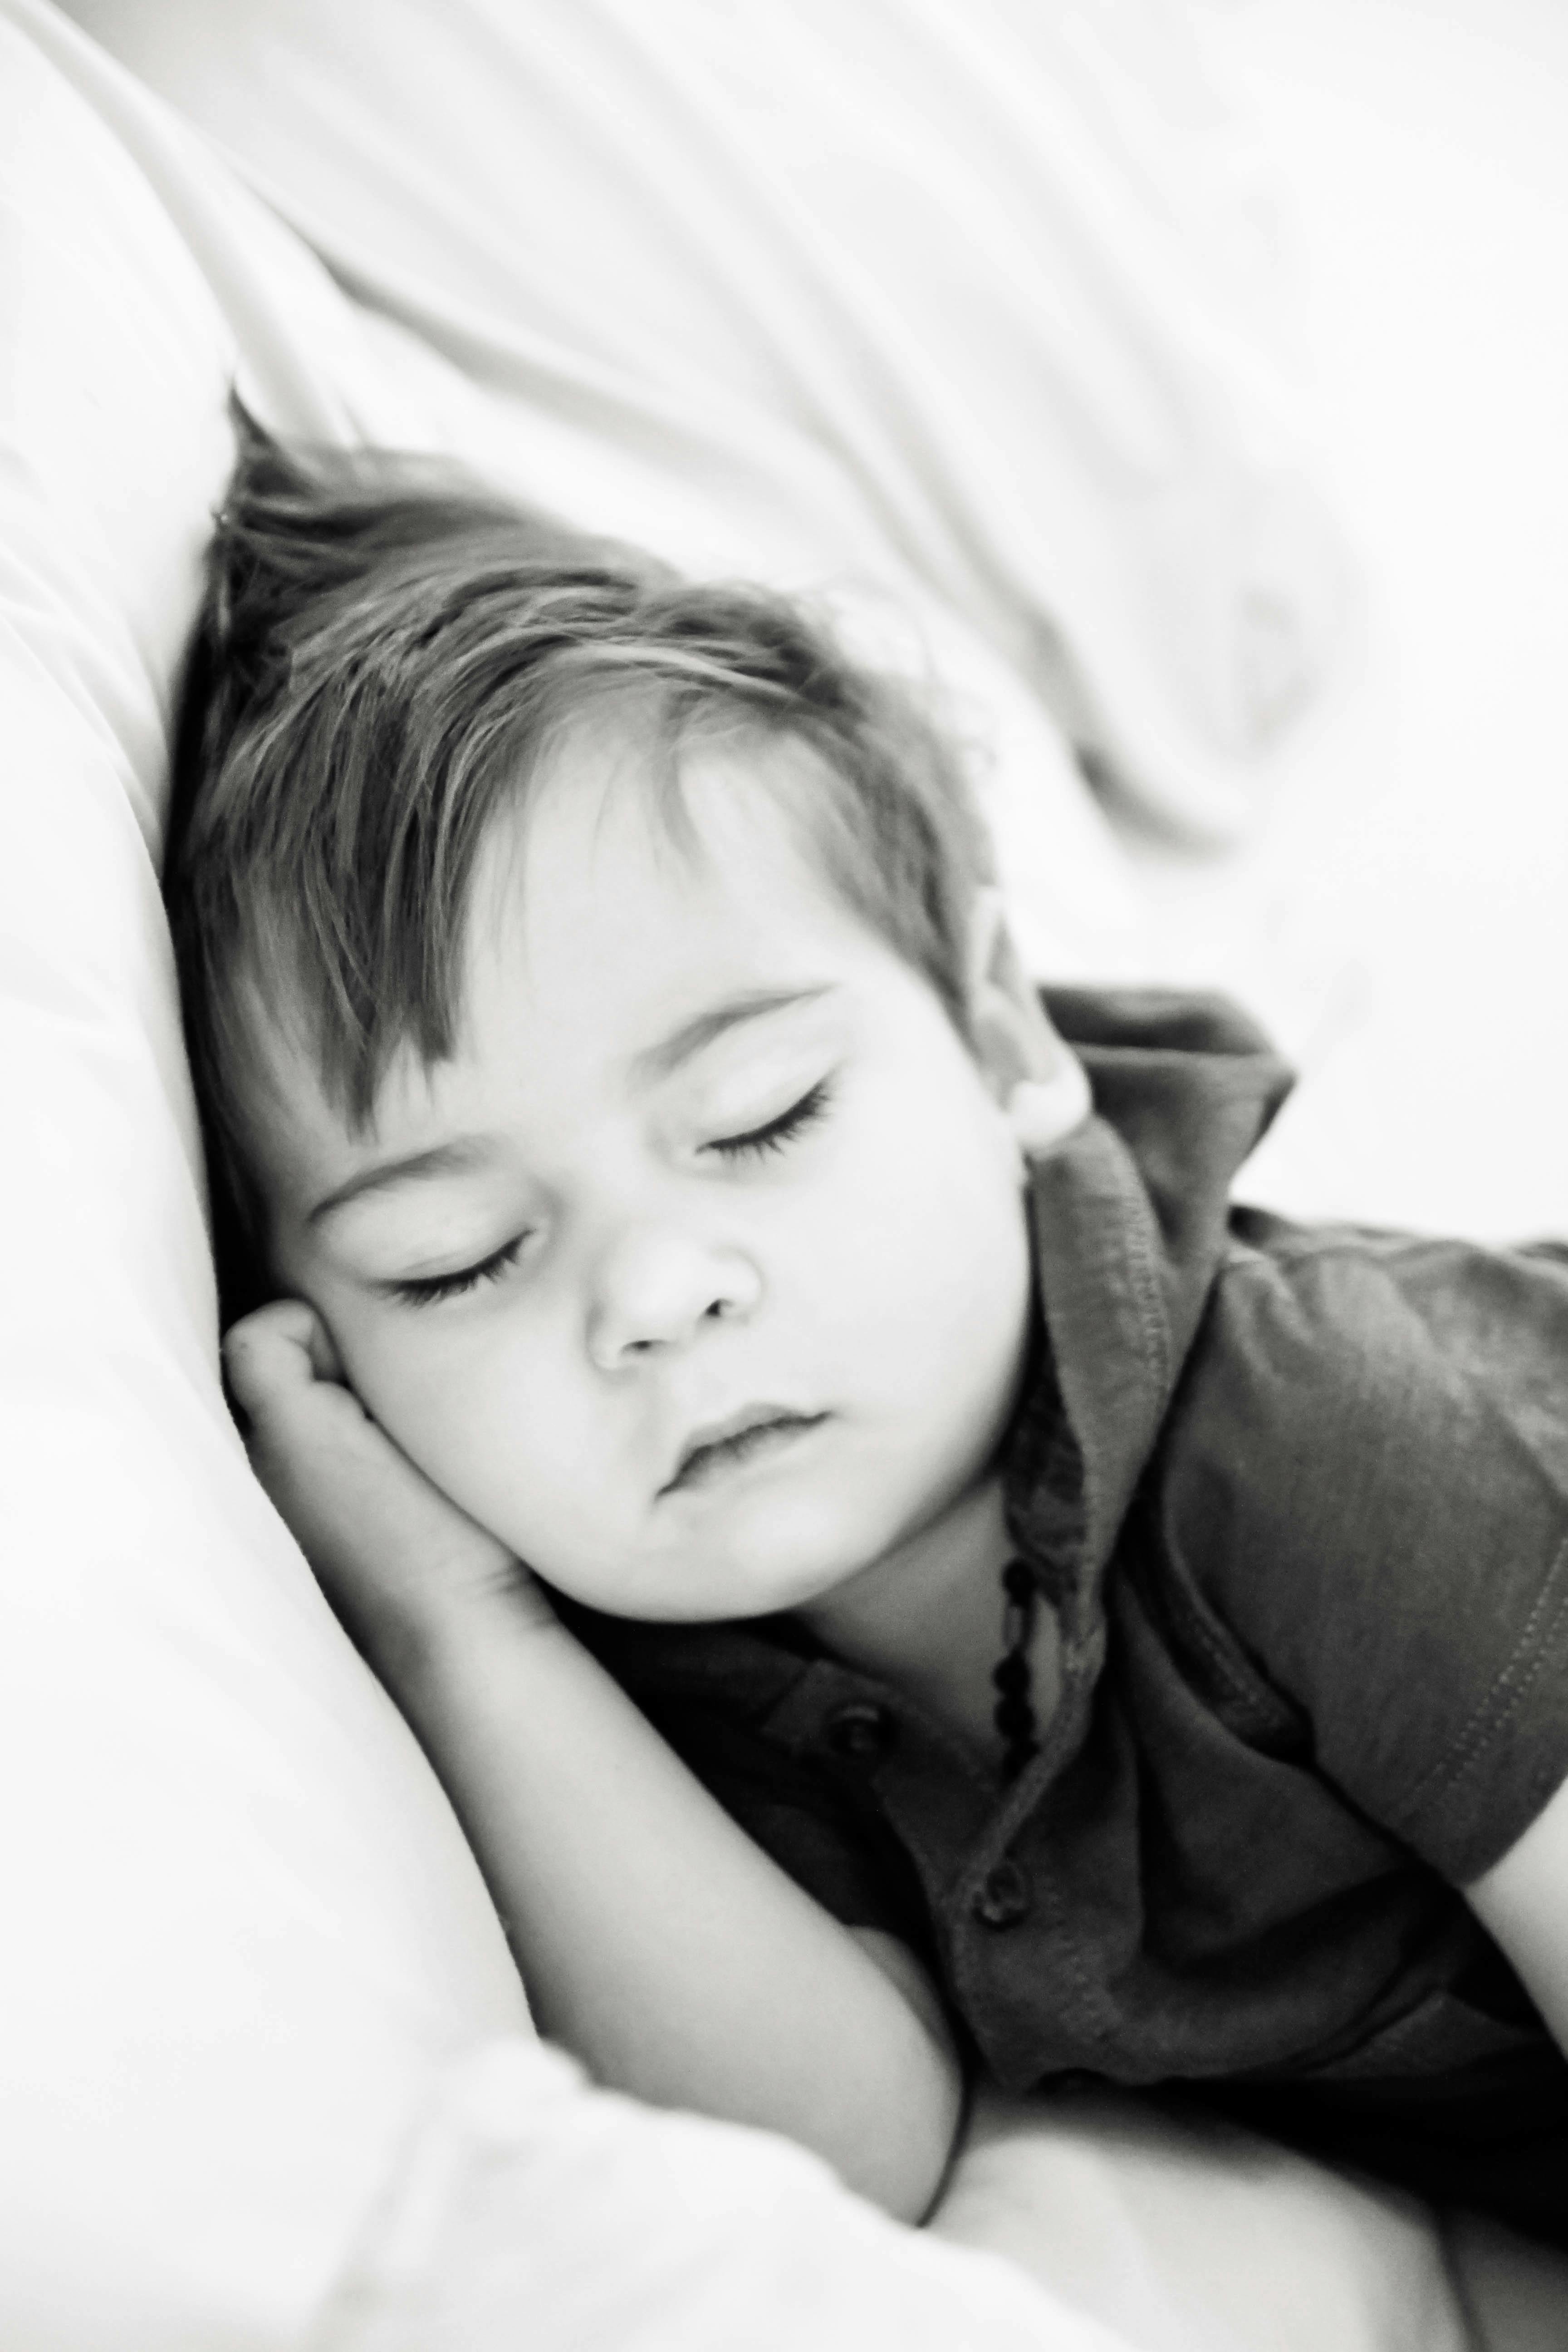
[1004,986,1294,1652]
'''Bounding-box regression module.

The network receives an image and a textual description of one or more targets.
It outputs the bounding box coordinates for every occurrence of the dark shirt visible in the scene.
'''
[560,988,1568,2244]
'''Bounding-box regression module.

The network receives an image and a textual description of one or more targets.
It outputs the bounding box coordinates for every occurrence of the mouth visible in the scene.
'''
[660,1406,829,1497]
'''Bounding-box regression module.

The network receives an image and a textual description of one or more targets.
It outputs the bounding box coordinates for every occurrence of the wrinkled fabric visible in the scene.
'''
[565,987,1568,2245]
[59,0,1353,849]
[313,2041,1119,2352]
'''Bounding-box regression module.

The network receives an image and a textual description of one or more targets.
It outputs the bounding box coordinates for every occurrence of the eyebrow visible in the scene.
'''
[307,987,833,1228]
[307,1138,499,1230]
[626,985,833,1087]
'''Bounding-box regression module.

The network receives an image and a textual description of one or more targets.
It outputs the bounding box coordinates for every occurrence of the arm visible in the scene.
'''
[225,1300,963,2221]
[1465,1776,1568,2052]
[1460,1815,1568,2342]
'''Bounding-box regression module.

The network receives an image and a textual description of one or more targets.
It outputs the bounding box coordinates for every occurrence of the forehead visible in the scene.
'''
[243,734,905,1199]
[469,731,869,1024]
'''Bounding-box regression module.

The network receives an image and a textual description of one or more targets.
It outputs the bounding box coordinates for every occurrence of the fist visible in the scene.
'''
[223,1298,552,1671]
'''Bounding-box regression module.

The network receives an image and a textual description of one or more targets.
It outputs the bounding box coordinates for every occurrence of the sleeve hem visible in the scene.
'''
[1388,1531,1568,1883]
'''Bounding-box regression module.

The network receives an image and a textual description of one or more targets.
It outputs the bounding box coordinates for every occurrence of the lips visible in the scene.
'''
[661,1406,828,1496]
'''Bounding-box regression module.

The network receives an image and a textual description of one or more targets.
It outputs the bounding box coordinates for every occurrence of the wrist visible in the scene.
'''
[358,1553,559,1696]
[392,1571,571,1703]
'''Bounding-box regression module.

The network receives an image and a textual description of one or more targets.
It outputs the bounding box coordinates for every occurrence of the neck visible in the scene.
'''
[797,1477,1058,1765]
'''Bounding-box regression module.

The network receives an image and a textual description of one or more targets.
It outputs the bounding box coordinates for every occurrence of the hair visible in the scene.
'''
[165,402,994,1308]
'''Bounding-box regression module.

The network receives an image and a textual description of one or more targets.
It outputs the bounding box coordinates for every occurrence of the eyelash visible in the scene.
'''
[708,1079,833,1162]
[385,1083,833,1307]
[388,1235,526,1310]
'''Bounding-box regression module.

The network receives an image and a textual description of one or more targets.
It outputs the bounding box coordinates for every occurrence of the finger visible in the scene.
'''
[222,1298,339,1417]
[303,1310,347,1386]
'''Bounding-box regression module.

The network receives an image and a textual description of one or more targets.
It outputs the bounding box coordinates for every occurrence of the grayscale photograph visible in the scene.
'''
[3,3,1567,2345]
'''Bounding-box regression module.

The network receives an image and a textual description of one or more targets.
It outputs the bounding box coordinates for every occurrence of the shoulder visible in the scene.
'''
[1142,1218,1568,1882]
[1169,1215,1568,1514]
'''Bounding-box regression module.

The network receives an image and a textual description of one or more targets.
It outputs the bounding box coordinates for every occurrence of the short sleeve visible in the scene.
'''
[1155,1221,1568,1886]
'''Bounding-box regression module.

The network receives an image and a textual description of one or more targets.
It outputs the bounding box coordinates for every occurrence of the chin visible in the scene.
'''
[708,1497,913,1619]
[615,1510,873,1625]
[633,1552,851,1625]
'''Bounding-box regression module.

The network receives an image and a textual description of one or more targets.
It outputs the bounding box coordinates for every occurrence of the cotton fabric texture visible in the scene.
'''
[565,988,1568,2249]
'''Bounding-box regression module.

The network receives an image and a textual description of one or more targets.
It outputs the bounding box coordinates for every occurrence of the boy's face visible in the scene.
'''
[248,735,1036,1623]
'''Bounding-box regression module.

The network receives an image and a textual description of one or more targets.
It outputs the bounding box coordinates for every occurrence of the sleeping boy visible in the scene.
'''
[166,412,1568,2241]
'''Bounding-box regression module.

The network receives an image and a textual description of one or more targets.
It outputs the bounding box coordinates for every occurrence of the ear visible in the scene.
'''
[965,888,1092,1157]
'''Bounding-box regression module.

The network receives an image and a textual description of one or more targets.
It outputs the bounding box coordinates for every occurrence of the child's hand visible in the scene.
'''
[223,1298,556,1671]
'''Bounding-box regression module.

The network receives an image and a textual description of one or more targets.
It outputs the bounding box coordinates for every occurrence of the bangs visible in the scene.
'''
[166,414,993,1311]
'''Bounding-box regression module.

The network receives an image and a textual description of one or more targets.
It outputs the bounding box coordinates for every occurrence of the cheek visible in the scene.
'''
[807,1062,1027,1340]
[818,1181,1027,1413]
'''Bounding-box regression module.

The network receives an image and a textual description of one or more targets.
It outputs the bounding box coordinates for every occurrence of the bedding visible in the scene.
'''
[0,15,532,2347]
[308,2043,1127,2352]
[0,0,1534,2343]
[306,2052,1468,2352]
[57,0,1351,858]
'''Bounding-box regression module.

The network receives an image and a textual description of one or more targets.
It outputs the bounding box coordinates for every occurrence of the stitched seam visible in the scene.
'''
[1225,1229,1487,1278]
[1130,1501,1302,1743]
[1108,1142,1172,1401]
[1158,1566,1248,1691]
[1162,1577,1294,1734]
[1396,1534,1568,1817]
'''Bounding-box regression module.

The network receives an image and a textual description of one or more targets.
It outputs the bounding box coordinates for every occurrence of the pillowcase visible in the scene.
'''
[0,10,529,2343]
[59,0,1352,848]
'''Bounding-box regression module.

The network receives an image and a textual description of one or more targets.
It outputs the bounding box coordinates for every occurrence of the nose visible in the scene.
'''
[585,1223,762,1371]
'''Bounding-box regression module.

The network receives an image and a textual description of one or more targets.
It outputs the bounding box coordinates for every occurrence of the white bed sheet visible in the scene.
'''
[1143,0,1568,1242]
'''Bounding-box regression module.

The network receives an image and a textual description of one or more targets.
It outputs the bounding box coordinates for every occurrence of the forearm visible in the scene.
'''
[392,1603,963,2220]
[222,1303,960,2214]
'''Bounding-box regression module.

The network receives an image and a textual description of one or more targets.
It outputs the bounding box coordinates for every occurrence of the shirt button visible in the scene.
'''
[972,1859,1031,1930]
[826,1701,894,1762]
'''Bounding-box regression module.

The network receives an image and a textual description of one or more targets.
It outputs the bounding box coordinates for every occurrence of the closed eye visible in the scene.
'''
[708,1079,833,1164]
[384,1233,528,1308]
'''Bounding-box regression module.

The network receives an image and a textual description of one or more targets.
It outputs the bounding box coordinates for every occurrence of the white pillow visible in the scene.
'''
[0,12,529,2345]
